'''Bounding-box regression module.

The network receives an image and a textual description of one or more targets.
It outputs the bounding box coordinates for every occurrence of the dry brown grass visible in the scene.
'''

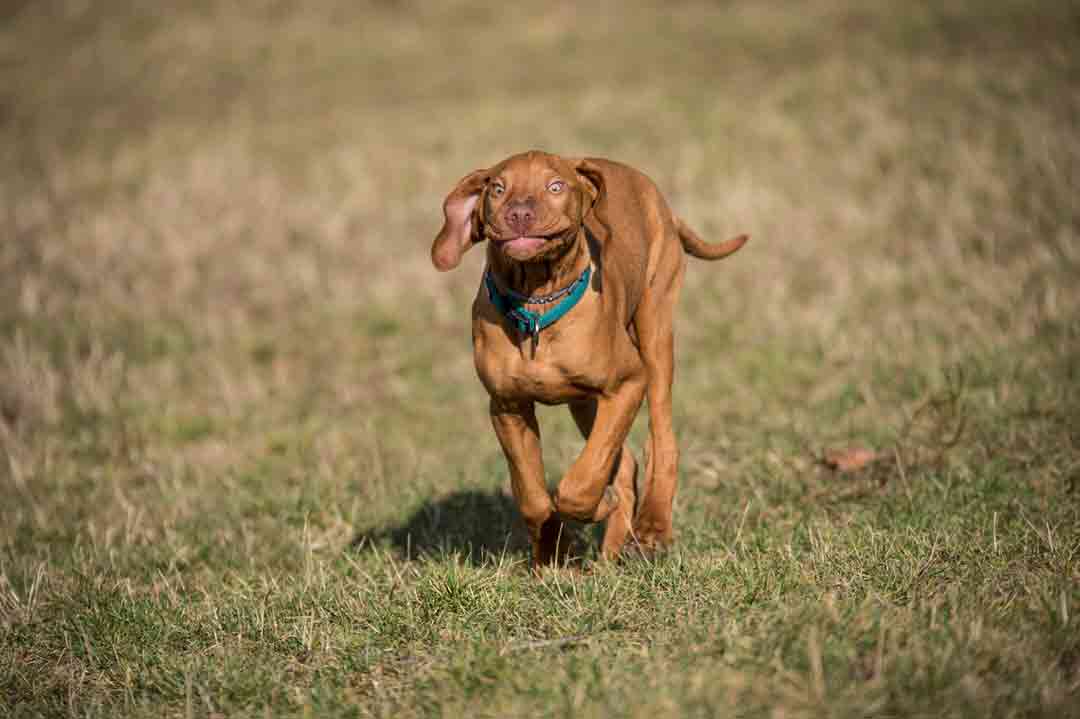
[2,0,1079,716]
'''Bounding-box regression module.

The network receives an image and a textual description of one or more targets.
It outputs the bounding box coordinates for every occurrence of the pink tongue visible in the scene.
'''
[505,236,545,254]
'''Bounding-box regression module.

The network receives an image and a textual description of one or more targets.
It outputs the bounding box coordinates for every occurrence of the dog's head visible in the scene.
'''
[431,151,602,271]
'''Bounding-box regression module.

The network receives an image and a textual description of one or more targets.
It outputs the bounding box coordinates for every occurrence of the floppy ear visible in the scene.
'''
[572,158,605,221]
[431,168,490,272]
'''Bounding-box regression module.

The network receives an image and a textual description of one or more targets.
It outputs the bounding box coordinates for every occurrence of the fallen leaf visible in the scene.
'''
[822,447,880,473]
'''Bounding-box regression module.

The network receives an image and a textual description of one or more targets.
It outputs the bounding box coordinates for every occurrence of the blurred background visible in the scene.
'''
[5,0,1079,565]
[4,0,1078,578]
[1,0,1078,713]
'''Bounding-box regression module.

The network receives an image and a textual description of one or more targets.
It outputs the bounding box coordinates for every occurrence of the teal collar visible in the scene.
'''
[484,264,592,351]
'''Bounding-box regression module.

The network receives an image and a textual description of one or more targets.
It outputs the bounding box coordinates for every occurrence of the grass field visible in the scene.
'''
[2,0,1079,716]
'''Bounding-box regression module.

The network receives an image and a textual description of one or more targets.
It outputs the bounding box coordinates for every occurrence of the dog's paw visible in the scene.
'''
[553,484,619,523]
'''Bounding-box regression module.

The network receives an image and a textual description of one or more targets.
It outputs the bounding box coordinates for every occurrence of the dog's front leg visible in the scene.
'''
[554,374,647,524]
[489,397,564,570]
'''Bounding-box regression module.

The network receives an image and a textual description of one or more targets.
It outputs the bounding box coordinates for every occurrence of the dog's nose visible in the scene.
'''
[505,202,535,235]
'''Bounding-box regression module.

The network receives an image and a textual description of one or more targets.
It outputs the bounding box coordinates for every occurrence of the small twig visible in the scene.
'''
[911,536,939,587]
[733,500,751,550]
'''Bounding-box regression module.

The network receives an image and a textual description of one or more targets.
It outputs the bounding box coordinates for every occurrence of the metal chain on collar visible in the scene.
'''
[486,271,585,306]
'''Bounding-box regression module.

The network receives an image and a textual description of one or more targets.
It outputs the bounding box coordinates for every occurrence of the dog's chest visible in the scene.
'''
[473,323,609,404]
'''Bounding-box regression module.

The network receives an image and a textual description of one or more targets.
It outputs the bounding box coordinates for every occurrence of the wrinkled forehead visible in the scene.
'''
[494,152,573,185]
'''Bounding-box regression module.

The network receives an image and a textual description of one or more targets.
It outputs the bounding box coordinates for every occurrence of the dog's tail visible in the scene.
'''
[675,216,748,261]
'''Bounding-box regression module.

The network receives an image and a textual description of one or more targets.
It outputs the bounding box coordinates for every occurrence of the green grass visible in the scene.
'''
[2,0,1079,716]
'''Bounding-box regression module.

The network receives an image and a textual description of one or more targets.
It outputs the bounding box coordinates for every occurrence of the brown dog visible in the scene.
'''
[431,150,747,568]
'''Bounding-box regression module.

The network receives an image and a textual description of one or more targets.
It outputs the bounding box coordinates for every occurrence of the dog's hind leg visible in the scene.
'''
[630,242,686,552]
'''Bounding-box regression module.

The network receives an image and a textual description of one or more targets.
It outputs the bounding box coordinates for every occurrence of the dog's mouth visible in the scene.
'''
[493,226,574,259]
[501,236,547,255]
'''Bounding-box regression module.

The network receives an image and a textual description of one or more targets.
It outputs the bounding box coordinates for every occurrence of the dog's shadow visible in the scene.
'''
[350,488,599,567]
[350,489,526,565]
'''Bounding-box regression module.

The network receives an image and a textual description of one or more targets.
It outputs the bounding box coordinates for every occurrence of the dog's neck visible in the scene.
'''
[487,228,590,301]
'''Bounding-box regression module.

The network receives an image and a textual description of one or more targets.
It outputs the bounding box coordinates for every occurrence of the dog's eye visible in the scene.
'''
[548,180,565,194]
[491,183,505,197]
